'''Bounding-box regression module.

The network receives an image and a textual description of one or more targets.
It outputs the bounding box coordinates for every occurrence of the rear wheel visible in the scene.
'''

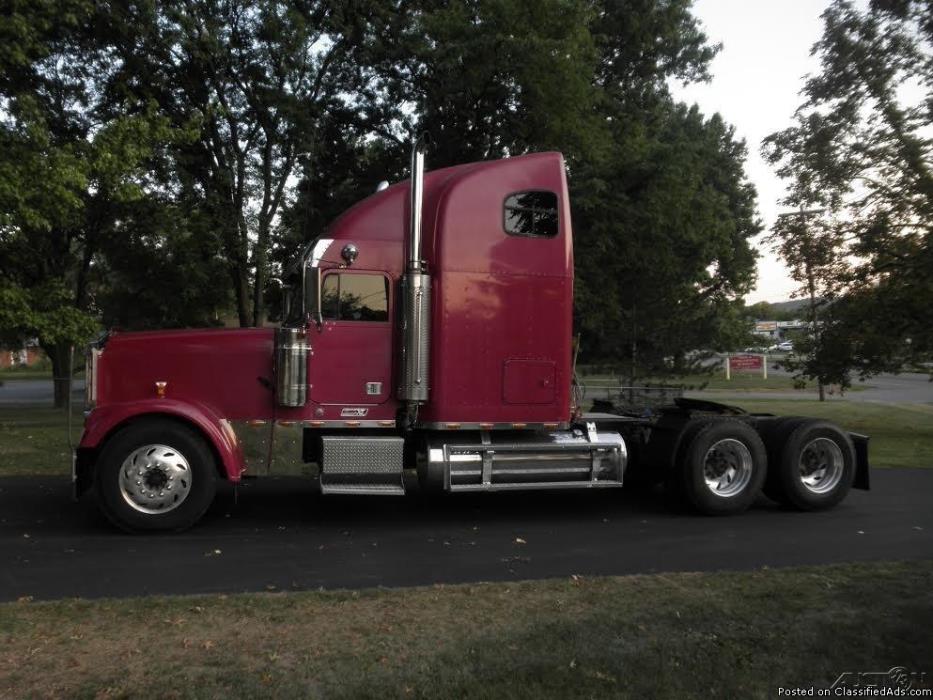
[94,418,217,532]
[678,420,767,515]
[770,420,855,511]
[760,417,808,504]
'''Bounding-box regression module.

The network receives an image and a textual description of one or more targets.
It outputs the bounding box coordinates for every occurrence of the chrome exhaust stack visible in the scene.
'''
[397,135,431,412]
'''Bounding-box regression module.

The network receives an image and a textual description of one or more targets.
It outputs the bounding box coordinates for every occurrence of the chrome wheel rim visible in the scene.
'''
[798,438,844,494]
[703,438,754,497]
[119,444,192,514]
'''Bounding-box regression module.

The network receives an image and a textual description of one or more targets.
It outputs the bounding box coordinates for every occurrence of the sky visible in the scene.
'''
[670,0,840,304]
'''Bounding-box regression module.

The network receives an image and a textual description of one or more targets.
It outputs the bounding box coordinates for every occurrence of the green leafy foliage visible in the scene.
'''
[282,0,760,374]
[572,103,759,371]
[2,0,763,397]
[764,0,933,380]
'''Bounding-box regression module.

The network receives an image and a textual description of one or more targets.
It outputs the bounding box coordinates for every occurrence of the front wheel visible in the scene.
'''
[678,420,767,515]
[94,418,217,532]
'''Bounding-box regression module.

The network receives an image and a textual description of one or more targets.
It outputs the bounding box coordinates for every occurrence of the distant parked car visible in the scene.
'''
[769,341,793,353]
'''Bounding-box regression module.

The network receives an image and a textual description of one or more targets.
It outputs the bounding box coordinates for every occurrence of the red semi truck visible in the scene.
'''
[74,140,869,531]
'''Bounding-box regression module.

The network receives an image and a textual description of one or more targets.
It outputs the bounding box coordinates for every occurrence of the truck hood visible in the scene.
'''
[96,327,276,420]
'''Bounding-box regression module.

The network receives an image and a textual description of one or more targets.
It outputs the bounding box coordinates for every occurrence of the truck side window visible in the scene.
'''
[504,191,559,238]
[321,273,389,322]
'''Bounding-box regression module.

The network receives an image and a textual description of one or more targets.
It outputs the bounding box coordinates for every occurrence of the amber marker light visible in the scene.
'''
[155,381,167,398]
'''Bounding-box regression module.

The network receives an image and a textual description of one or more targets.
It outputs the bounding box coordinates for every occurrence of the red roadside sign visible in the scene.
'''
[729,354,763,371]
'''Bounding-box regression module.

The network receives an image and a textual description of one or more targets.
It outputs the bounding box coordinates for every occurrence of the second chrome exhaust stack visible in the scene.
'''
[397,135,431,411]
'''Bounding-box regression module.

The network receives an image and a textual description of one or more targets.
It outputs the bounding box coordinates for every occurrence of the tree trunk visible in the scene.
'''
[805,256,825,402]
[230,263,250,328]
[46,343,74,410]
[252,219,269,328]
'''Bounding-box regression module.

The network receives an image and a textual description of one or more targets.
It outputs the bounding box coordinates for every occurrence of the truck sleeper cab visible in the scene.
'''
[75,141,869,532]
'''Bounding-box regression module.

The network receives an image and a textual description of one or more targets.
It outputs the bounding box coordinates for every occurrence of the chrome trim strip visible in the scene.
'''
[309,238,333,268]
[300,420,398,430]
[418,421,572,431]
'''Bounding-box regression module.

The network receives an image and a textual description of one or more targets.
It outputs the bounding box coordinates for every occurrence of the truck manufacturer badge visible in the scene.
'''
[340,407,369,417]
[366,382,382,396]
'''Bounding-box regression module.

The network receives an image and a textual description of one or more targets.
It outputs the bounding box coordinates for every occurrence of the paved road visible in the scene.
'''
[1,470,930,601]
[0,379,84,406]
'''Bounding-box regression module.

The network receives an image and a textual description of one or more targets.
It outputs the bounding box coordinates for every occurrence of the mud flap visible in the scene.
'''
[850,432,870,490]
[72,447,95,500]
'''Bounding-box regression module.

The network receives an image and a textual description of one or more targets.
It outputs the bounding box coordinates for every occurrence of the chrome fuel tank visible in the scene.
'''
[420,427,626,492]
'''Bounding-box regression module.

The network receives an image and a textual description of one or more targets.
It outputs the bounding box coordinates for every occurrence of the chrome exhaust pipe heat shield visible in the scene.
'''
[398,272,431,403]
[398,135,431,406]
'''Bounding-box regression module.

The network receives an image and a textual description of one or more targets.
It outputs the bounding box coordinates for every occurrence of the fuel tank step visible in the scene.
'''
[319,436,406,496]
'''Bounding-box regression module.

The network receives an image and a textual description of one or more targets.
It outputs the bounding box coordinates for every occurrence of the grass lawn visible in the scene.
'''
[0,406,82,476]
[0,369,53,381]
[732,399,933,469]
[0,560,930,698]
[580,371,869,393]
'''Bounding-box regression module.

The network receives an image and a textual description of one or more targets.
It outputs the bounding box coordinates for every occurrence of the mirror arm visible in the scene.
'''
[305,265,324,332]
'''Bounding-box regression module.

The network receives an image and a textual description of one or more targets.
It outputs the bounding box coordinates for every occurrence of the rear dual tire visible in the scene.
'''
[763,419,855,511]
[677,420,767,515]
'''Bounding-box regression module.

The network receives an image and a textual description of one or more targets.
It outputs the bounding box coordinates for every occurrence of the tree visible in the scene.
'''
[0,1,146,405]
[572,103,760,373]
[0,1,226,405]
[359,0,608,167]
[763,0,933,378]
[569,1,759,375]
[281,0,759,375]
[766,209,849,399]
[104,0,382,326]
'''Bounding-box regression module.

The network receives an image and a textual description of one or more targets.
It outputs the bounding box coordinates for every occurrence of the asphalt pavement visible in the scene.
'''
[0,379,84,406]
[1,470,930,601]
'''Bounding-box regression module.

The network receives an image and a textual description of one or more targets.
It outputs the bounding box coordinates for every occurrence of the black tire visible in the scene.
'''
[759,417,809,504]
[770,420,855,511]
[678,419,767,515]
[94,418,217,532]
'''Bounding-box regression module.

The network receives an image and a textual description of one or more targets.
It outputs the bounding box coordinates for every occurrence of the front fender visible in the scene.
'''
[80,400,245,482]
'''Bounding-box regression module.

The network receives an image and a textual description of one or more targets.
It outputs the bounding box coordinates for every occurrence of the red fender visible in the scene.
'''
[80,400,245,482]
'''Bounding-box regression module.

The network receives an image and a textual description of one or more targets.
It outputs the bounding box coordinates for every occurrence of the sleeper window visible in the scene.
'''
[504,191,559,238]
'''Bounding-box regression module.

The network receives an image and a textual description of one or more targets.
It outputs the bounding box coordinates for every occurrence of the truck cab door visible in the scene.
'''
[308,271,393,411]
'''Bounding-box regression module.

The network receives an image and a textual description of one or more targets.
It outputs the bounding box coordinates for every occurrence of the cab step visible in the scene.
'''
[319,436,406,496]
